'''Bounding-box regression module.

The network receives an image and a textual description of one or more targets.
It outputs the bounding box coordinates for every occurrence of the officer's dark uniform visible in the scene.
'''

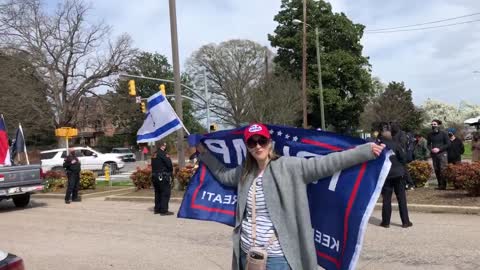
[63,151,81,204]
[151,147,173,215]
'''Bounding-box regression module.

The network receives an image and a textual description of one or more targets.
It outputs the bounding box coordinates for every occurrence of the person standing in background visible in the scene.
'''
[427,120,450,190]
[151,142,174,215]
[471,132,480,162]
[63,148,81,204]
[447,128,464,164]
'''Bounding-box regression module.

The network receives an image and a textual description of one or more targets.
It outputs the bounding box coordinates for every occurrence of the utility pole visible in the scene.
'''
[168,0,185,168]
[301,0,308,128]
[315,27,325,130]
[204,68,210,132]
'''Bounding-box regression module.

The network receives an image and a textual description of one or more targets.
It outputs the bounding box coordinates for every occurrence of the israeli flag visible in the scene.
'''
[136,92,183,143]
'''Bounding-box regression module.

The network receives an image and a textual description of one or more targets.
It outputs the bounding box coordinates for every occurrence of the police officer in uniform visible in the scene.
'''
[151,142,174,215]
[63,148,81,204]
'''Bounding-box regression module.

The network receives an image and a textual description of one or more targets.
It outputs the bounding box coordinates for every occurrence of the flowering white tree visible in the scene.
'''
[421,99,480,127]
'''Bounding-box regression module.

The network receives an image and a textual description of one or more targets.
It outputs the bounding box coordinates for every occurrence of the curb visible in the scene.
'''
[374,203,480,215]
[82,187,136,198]
[32,187,135,200]
[105,195,183,203]
[104,196,480,215]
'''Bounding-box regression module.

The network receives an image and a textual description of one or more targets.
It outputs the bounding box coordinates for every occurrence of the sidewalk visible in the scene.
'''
[102,193,480,215]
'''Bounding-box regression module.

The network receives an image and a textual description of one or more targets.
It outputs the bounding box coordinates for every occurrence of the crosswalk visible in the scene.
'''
[96,170,135,181]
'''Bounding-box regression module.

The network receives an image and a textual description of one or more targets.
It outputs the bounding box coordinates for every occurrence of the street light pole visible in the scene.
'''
[204,68,210,132]
[315,27,325,130]
[301,0,308,128]
[168,0,185,168]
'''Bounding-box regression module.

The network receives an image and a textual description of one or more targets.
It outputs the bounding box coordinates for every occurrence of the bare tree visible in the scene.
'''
[249,73,302,125]
[0,0,136,127]
[187,39,270,127]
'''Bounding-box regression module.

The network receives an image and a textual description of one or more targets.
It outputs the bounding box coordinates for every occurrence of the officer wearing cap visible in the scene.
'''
[63,148,81,204]
[151,142,174,215]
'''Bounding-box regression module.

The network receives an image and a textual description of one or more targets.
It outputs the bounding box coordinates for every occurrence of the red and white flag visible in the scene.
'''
[0,114,12,166]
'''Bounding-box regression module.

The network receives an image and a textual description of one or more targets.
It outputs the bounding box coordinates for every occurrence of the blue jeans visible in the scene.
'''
[240,250,291,270]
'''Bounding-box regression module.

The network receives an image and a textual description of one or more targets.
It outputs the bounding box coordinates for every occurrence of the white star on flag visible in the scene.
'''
[269,129,274,134]
[293,136,298,141]
[285,134,290,139]
[277,131,283,136]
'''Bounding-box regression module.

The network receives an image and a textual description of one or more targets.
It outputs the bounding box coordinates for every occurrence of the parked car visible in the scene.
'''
[0,250,25,270]
[111,147,136,162]
[0,164,44,208]
[40,146,125,174]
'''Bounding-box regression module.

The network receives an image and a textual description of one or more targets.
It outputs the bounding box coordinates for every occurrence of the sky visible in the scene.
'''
[45,0,480,106]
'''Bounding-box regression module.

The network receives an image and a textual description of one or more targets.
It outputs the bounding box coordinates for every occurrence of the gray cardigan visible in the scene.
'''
[198,143,376,270]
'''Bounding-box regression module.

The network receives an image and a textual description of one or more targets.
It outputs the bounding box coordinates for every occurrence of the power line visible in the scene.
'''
[365,19,480,34]
[366,12,480,32]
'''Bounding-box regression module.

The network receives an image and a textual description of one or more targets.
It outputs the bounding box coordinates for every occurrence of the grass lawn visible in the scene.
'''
[462,140,472,160]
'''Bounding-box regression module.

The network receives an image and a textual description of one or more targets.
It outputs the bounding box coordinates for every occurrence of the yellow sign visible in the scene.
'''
[55,127,78,137]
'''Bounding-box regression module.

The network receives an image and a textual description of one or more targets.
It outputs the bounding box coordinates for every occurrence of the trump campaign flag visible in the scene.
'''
[137,92,183,143]
[178,125,391,270]
[0,114,12,166]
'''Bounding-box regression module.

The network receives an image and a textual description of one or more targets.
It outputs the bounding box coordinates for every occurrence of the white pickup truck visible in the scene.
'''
[40,146,125,174]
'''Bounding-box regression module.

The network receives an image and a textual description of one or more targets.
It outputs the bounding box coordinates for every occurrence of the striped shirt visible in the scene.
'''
[240,174,284,257]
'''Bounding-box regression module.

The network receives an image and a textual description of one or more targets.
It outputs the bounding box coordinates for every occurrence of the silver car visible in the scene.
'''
[111,148,136,162]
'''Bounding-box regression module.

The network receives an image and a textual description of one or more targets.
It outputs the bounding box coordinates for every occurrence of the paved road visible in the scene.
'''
[96,161,144,181]
[1,198,479,270]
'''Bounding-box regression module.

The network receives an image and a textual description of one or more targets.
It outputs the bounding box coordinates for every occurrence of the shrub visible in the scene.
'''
[130,165,152,190]
[43,170,66,192]
[175,164,197,190]
[463,162,480,196]
[442,162,480,196]
[443,163,469,189]
[79,170,96,190]
[406,161,432,187]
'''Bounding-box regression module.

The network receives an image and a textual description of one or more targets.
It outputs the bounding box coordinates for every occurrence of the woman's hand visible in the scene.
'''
[371,143,385,157]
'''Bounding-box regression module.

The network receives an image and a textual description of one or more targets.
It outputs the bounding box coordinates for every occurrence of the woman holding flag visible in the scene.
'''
[196,123,385,270]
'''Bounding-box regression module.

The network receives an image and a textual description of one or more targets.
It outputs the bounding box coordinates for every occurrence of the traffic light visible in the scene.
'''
[159,84,166,96]
[128,80,136,96]
[209,123,217,132]
[140,101,146,113]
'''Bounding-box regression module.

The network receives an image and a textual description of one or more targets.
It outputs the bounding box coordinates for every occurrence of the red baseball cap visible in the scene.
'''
[244,123,271,142]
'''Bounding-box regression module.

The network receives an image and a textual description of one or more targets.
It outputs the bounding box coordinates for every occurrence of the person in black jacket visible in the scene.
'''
[427,119,450,190]
[151,142,174,215]
[447,129,464,164]
[63,148,81,204]
[390,122,415,190]
[377,128,413,228]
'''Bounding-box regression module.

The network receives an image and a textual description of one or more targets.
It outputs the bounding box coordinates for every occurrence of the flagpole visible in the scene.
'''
[164,95,190,136]
[19,124,29,165]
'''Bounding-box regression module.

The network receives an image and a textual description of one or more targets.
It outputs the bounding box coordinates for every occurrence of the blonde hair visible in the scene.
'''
[241,140,279,182]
